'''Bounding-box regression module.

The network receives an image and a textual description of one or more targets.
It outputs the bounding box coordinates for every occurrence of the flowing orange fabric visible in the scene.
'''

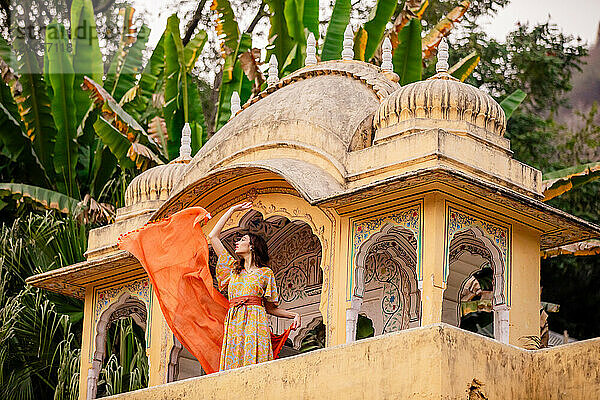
[117,206,292,374]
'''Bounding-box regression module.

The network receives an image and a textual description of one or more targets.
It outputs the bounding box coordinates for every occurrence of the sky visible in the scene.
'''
[132,0,600,49]
[479,0,600,46]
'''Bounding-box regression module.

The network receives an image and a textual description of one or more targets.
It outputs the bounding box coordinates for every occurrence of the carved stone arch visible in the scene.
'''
[87,293,148,399]
[448,227,505,306]
[167,335,204,382]
[349,223,420,341]
[294,315,324,349]
[210,209,323,348]
[445,227,509,343]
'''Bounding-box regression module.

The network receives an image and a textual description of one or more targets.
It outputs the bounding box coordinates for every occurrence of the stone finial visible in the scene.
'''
[179,122,192,160]
[436,37,449,73]
[341,24,354,60]
[381,37,393,72]
[230,91,241,118]
[267,55,279,86]
[305,32,317,66]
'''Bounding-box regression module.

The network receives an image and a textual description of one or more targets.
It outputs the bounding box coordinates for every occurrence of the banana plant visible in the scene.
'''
[0,2,162,220]
[163,14,208,158]
[212,0,253,131]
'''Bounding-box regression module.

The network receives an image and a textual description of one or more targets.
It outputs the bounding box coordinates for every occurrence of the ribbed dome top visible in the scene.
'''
[374,40,506,138]
[124,161,188,207]
[374,74,506,136]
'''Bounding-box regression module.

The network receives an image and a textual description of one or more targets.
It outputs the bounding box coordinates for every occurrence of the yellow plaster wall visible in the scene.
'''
[147,293,172,387]
[509,222,542,346]
[334,213,351,345]
[79,286,95,400]
[420,193,446,326]
[103,324,600,400]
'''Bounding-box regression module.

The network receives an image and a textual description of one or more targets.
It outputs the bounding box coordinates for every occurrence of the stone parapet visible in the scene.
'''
[104,324,600,400]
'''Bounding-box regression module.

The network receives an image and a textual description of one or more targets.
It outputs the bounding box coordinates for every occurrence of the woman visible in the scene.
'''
[208,202,301,371]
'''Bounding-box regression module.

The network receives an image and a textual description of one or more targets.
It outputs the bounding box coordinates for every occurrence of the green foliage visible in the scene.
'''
[321,0,351,61]
[449,51,481,82]
[71,0,103,125]
[299,321,326,353]
[13,48,56,177]
[363,0,397,61]
[265,0,295,68]
[356,314,375,340]
[0,183,79,214]
[163,16,208,158]
[499,89,527,120]
[0,213,87,400]
[393,19,422,85]
[214,33,252,132]
[97,318,149,397]
[303,0,320,39]
[110,25,150,104]
[45,21,79,198]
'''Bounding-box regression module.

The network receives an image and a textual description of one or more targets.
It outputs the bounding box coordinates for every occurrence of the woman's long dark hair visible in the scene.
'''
[233,232,269,274]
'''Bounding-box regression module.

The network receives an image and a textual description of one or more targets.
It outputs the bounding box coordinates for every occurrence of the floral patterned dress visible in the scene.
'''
[216,253,279,371]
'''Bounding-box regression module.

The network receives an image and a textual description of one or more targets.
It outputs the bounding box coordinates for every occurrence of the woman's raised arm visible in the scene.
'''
[208,202,252,256]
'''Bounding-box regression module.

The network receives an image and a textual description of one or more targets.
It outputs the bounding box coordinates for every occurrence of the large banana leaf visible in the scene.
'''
[127,32,166,125]
[93,116,135,170]
[542,162,600,201]
[103,7,135,93]
[82,76,164,159]
[283,0,308,72]
[321,0,351,61]
[390,0,428,50]
[303,0,319,39]
[187,77,207,153]
[71,0,103,125]
[105,24,151,102]
[214,33,252,132]
[499,89,527,120]
[393,18,422,85]
[0,101,50,186]
[13,47,57,176]
[265,0,294,68]
[88,140,117,198]
[45,21,79,198]
[184,30,208,71]
[363,0,397,61]
[0,183,78,213]
[211,0,240,59]
[164,14,190,159]
[449,51,480,82]
[353,27,368,61]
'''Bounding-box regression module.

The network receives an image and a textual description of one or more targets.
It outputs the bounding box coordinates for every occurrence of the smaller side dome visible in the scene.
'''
[124,123,193,207]
[374,39,506,142]
[124,162,187,206]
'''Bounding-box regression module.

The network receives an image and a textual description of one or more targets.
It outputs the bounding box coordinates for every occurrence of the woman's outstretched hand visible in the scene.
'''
[230,202,253,212]
[291,313,301,330]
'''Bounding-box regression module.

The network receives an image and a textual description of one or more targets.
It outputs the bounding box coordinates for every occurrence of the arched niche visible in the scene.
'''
[443,227,509,343]
[215,209,323,348]
[167,336,205,382]
[350,223,420,339]
[87,293,148,399]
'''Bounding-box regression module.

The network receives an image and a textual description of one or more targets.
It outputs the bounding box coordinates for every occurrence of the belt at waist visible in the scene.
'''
[229,295,263,309]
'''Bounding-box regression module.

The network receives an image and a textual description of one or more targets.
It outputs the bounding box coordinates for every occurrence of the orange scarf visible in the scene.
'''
[118,206,291,374]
